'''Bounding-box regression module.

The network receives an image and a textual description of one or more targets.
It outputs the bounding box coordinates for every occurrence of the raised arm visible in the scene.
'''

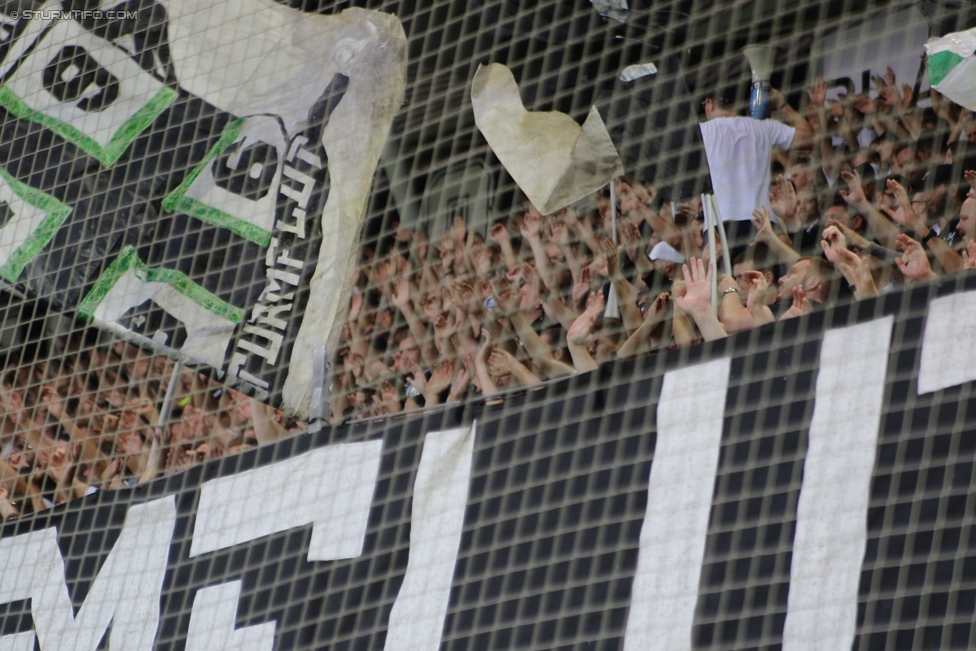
[561,205,602,257]
[548,214,583,279]
[619,219,653,276]
[520,210,558,291]
[752,206,800,266]
[821,226,878,300]
[742,271,775,326]
[618,292,671,359]
[474,334,499,397]
[770,88,815,150]
[673,259,728,341]
[839,169,900,250]
[488,222,520,272]
[884,179,964,274]
[488,348,541,388]
[390,277,439,369]
[895,233,939,284]
[565,292,603,374]
[716,274,756,334]
[601,237,643,336]
[508,305,575,380]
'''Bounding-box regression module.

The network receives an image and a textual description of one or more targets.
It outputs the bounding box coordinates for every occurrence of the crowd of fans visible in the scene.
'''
[0,339,303,517]
[2,66,976,517]
[332,69,976,420]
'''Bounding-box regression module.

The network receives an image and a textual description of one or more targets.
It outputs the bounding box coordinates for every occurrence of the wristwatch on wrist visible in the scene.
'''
[723,287,739,295]
[921,228,938,245]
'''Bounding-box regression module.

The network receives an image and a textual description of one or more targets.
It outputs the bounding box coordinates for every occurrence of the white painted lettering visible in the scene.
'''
[782,318,893,650]
[0,498,175,651]
[623,358,730,651]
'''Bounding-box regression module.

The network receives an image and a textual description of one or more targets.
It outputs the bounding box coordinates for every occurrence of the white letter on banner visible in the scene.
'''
[386,424,477,651]
[190,440,384,560]
[0,497,176,651]
[188,426,477,651]
[623,358,731,651]
[918,291,976,394]
[186,582,276,651]
[782,317,892,650]
[186,440,384,651]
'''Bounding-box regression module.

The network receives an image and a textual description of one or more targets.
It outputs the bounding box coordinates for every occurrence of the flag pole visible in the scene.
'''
[702,193,719,311]
[609,178,618,243]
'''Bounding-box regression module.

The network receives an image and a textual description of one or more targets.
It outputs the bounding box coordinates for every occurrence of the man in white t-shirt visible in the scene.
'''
[699,84,814,256]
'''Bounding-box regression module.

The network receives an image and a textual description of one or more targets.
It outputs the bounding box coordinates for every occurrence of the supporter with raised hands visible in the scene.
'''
[488,220,520,273]
[473,333,499,397]
[752,205,800,266]
[887,172,965,274]
[806,75,845,182]
[962,241,976,270]
[619,219,653,278]
[839,168,901,250]
[519,207,560,291]
[616,176,656,216]
[468,238,497,279]
[780,286,813,320]
[447,359,473,404]
[488,348,541,389]
[775,256,840,316]
[433,310,459,358]
[570,265,595,313]
[390,277,439,369]
[618,292,672,358]
[869,68,913,142]
[821,225,879,300]
[740,270,776,326]
[566,292,604,373]
[716,273,757,334]
[895,233,939,284]
[768,174,802,233]
[422,358,457,407]
[499,278,575,380]
[547,213,584,279]
[821,217,898,292]
[672,258,727,341]
[601,236,642,336]
[558,204,602,257]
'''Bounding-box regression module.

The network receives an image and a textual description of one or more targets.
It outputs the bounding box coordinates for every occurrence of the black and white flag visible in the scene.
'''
[0,0,406,417]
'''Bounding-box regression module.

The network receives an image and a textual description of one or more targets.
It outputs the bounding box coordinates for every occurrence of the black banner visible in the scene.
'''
[0,2,405,414]
[0,274,975,651]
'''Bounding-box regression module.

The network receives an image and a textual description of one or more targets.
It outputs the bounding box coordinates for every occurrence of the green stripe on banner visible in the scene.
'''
[0,86,177,167]
[0,167,72,282]
[168,195,273,247]
[928,50,965,87]
[161,119,273,247]
[78,246,245,325]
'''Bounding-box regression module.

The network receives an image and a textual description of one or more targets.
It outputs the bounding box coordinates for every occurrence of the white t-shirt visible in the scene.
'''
[699,117,795,222]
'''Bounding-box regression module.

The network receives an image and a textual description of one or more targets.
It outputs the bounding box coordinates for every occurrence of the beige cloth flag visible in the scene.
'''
[471,63,623,215]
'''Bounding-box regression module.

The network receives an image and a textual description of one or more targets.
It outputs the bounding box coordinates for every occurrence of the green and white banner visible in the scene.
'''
[0,0,406,417]
[926,27,976,110]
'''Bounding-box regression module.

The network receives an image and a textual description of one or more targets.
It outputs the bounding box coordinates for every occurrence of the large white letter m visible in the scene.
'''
[0,497,175,651]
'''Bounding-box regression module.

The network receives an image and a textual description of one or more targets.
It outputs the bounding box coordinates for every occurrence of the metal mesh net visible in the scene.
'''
[0,1,974,650]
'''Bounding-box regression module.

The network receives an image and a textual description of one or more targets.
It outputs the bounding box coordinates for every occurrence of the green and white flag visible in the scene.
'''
[0,1,407,418]
[926,28,976,110]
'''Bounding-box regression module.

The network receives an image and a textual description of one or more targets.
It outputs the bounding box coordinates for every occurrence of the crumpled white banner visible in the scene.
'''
[471,63,623,216]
